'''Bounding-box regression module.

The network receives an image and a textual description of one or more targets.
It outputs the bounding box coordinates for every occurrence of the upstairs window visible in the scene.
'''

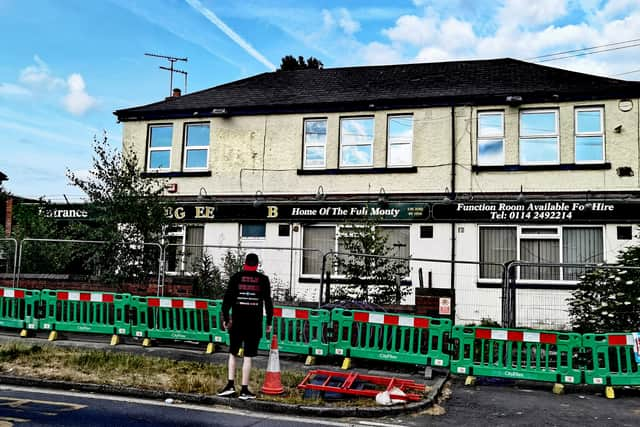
[303,119,327,168]
[183,123,210,170]
[575,108,604,163]
[477,112,504,165]
[340,117,374,167]
[519,110,559,165]
[147,125,173,170]
[387,115,413,167]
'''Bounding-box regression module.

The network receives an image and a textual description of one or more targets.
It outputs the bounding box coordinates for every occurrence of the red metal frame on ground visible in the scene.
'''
[298,369,427,401]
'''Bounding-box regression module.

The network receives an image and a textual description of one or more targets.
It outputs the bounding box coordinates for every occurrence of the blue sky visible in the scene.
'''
[1,0,639,200]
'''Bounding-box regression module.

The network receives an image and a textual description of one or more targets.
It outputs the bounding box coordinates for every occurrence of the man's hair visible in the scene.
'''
[245,253,259,266]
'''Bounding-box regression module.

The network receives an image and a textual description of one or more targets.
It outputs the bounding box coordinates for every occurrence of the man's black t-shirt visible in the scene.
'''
[222,269,273,326]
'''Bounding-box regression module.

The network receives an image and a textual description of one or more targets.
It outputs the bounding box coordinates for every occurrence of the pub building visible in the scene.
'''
[109,58,640,326]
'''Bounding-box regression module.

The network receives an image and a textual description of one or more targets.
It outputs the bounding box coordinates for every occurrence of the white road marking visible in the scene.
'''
[0,385,362,426]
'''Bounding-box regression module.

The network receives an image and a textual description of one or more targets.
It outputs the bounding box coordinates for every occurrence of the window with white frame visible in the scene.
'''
[165,225,204,274]
[340,117,374,167]
[519,110,559,164]
[387,115,413,167]
[575,107,604,163]
[477,112,504,165]
[147,125,173,170]
[301,224,410,275]
[479,225,603,281]
[303,119,327,168]
[183,123,210,170]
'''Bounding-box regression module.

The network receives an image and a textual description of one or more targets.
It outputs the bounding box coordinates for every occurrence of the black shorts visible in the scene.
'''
[228,319,262,357]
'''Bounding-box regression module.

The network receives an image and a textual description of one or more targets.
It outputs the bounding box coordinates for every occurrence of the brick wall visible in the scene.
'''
[0,275,193,297]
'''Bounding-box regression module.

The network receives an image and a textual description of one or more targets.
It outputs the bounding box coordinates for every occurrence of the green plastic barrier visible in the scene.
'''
[451,326,582,384]
[130,296,226,344]
[39,290,131,335]
[0,287,39,331]
[582,333,640,387]
[330,308,451,367]
[257,306,331,357]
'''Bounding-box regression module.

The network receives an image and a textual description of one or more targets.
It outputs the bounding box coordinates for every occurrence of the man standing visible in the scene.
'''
[218,253,273,399]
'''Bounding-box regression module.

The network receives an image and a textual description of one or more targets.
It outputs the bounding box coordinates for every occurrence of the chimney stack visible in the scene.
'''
[172,88,182,97]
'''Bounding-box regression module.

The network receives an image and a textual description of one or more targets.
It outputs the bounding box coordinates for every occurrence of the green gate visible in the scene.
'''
[130,296,226,344]
[258,306,331,357]
[582,333,640,387]
[330,308,451,367]
[451,326,582,384]
[0,287,39,331]
[39,290,131,335]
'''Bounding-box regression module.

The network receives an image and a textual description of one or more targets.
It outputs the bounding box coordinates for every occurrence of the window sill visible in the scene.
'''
[297,166,418,175]
[472,163,611,173]
[141,171,212,178]
[477,281,577,290]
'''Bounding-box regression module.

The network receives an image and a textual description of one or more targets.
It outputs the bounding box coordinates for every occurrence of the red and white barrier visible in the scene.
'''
[147,297,208,310]
[0,288,25,299]
[475,328,557,344]
[57,292,114,303]
[353,312,429,328]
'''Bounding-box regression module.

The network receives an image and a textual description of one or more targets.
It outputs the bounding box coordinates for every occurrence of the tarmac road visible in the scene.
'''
[400,377,640,427]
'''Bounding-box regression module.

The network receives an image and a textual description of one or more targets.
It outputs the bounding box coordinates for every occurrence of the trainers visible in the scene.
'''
[217,384,237,397]
[239,389,256,400]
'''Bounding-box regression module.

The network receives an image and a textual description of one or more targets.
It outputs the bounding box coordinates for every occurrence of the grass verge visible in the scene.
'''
[0,342,427,407]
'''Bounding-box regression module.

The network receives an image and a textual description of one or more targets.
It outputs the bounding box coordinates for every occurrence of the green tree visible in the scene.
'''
[568,243,640,332]
[278,55,324,71]
[192,249,246,299]
[336,214,411,305]
[66,133,169,286]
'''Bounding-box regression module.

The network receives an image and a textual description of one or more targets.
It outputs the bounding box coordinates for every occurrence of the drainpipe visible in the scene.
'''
[450,106,456,319]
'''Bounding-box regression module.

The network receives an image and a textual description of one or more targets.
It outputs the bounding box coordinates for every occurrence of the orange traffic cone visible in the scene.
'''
[261,334,284,395]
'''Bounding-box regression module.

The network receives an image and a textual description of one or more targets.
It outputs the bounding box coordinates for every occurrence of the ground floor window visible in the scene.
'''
[302,224,410,275]
[479,225,603,281]
[165,225,204,274]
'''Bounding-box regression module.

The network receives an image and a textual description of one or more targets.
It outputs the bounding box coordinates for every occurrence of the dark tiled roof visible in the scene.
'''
[114,58,640,120]
[0,171,7,182]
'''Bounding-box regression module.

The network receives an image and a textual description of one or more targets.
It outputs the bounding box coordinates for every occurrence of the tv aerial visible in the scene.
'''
[144,52,188,96]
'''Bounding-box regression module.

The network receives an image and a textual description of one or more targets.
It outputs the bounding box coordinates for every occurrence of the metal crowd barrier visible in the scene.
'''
[330,308,451,368]
[39,290,131,338]
[258,306,331,358]
[129,295,226,349]
[0,287,39,331]
[451,326,583,385]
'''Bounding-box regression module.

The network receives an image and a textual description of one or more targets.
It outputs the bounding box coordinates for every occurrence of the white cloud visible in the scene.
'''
[0,83,30,97]
[383,14,438,46]
[497,0,568,29]
[359,41,404,65]
[337,8,360,35]
[416,46,453,62]
[63,74,97,116]
[19,55,65,90]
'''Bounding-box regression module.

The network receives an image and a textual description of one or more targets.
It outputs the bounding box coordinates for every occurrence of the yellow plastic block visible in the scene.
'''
[206,343,215,354]
[20,329,28,338]
[605,386,615,399]
[142,338,151,347]
[237,348,244,358]
[48,331,58,342]
[341,357,351,370]
[110,335,120,346]
[464,376,476,386]
[552,383,565,395]
[304,356,316,366]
